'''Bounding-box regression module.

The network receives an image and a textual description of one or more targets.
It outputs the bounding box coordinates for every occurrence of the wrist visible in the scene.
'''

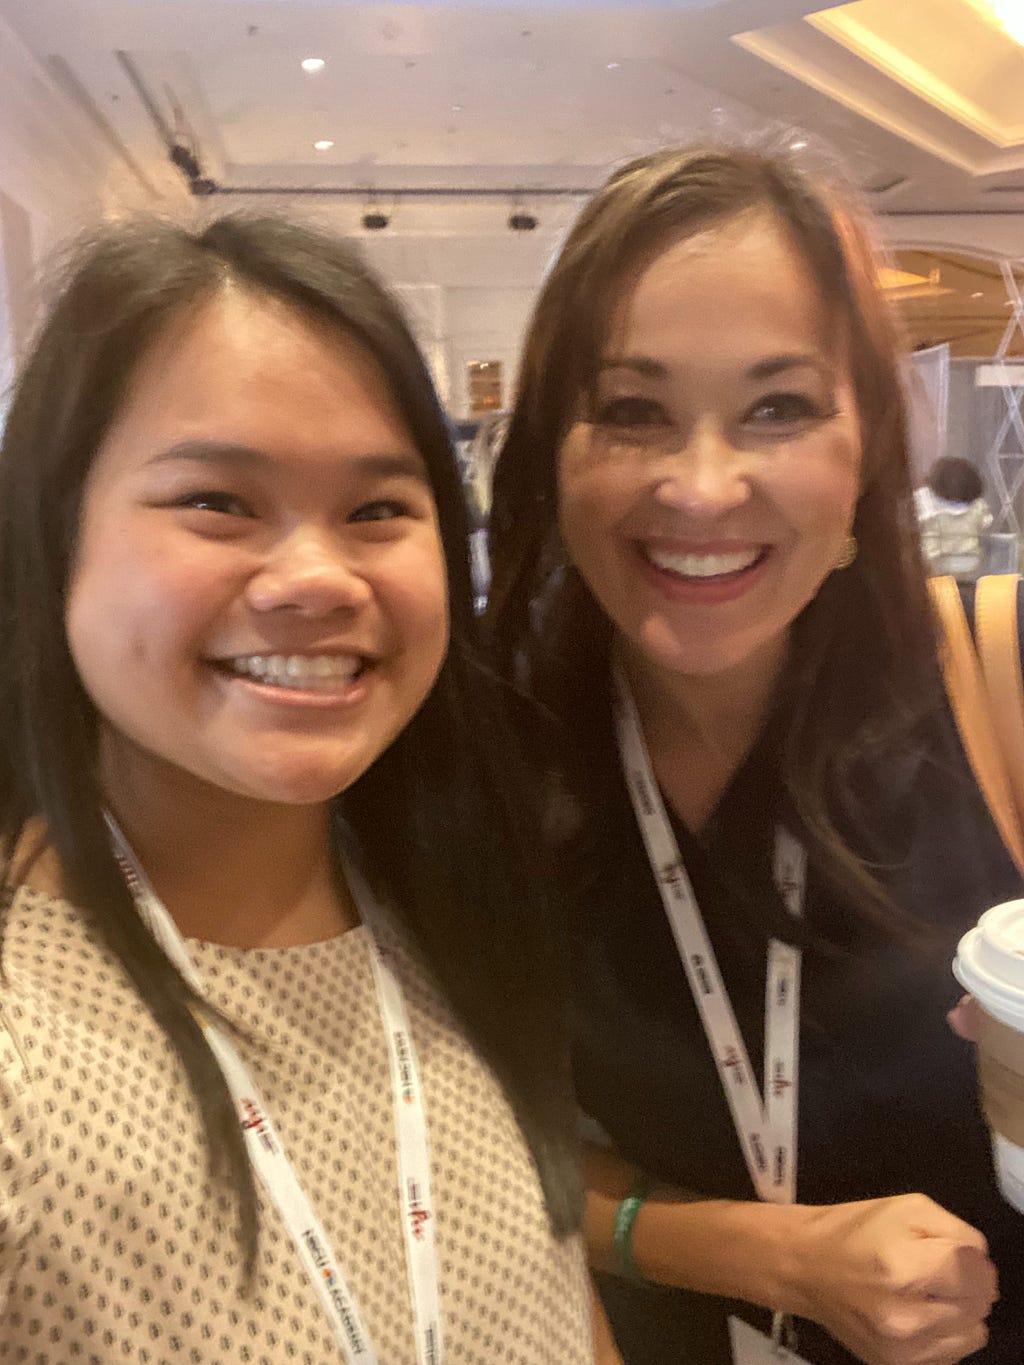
[630,1196,822,1311]
[611,1178,652,1281]
[765,1203,830,1319]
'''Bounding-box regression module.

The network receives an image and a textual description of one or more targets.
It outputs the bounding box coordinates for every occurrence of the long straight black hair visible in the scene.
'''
[0,214,583,1272]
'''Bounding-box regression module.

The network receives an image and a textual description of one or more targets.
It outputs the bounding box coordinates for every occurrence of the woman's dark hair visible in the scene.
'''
[927,455,984,505]
[0,214,582,1274]
[487,143,940,937]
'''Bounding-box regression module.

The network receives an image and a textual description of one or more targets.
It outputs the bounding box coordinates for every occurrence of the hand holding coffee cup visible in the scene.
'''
[954,899,1024,1214]
[790,1194,997,1365]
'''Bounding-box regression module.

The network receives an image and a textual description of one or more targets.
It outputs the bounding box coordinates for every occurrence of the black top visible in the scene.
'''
[570,687,1024,1364]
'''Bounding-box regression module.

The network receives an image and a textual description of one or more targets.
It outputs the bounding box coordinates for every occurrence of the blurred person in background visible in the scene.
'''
[915,456,994,581]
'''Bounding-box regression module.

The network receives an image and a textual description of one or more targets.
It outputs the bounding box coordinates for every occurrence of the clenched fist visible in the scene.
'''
[788,1193,997,1365]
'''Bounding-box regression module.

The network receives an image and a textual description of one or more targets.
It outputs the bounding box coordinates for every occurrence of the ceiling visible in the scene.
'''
[5,0,1024,234]
[892,247,1024,355]
[4,0,1024,326]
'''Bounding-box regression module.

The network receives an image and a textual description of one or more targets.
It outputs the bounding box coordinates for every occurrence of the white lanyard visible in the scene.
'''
[612,672,805,1207]
[105,815,443,1365]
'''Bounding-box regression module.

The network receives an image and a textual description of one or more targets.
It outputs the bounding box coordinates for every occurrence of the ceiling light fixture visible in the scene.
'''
[966,0,1024,45]
[301,57,326,73]
[877,266,954,300]
[606,61,621,70]
[313,139,334,151]
[973,291,985,299]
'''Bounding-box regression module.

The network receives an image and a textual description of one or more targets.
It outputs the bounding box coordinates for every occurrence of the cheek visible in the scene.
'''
[388,540,450,664]
[558,451,630,565]
[777,438,861,539]
[800,465,860,535]
[66,526,213,681]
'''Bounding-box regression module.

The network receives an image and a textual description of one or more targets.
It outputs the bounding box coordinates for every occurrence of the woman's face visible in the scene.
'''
[557,211,863,683]
[66,289,449,809]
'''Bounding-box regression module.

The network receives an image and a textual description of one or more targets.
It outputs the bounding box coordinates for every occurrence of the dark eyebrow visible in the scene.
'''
[598,356,669,379]
[145,440,429,482]
[746,353,830,381]
[598,353,831,382]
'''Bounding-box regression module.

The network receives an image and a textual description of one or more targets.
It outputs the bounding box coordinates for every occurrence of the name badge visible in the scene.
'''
[728,1315,813,1365]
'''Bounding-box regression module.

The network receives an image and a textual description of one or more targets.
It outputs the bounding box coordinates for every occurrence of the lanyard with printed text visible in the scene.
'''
[613,673,805,1350]
[105,814,443,1365]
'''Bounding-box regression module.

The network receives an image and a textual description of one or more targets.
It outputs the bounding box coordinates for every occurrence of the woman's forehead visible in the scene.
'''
[598,232,839,373]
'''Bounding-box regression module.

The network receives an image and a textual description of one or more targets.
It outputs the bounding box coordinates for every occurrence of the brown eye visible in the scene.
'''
[350,499,407,523]
[594,396,668,428]
[746,393,828,427]
[176,490,253,517]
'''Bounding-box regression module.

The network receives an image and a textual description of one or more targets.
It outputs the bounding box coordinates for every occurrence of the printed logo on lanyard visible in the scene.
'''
[104,813,443,1365]
[612,673,806,1355]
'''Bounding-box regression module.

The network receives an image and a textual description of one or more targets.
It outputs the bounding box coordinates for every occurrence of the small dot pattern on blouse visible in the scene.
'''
[0,890,592,1364]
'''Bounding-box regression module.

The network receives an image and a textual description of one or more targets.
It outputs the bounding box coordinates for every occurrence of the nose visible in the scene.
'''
[245,526,372,618]
[650,418,751,518]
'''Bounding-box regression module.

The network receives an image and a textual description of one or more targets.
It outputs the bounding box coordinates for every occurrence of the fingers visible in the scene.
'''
[891,1193,989,1256]
[947,995,983,1042]
[915,1243,998,1308]
[866,1242,996,1365]
[808,1197,998,1365]
[859,1297,992,1365]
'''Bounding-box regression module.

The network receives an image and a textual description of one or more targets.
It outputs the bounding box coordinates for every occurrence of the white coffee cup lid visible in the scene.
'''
[954,899,1024,1030]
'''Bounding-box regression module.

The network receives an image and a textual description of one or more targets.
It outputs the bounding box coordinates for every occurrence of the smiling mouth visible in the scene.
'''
[642,545,770,582]
[213,653,369,692]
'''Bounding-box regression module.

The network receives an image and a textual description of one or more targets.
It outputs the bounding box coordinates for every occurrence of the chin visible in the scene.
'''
[221,731,393,803]
[638,625,760,679]
[218,759,373,807]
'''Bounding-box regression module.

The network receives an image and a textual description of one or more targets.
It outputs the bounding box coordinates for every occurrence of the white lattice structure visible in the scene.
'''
[978,261,1024,538]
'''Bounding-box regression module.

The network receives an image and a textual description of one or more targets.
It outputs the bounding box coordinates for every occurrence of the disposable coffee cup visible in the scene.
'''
[954,899,1024,1214]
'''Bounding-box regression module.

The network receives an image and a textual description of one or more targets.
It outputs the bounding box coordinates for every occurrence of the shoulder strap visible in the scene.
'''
[975,575,1024,836]
[928,574,1024,877]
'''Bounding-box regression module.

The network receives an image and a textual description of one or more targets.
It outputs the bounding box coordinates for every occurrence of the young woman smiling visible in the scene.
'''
[488,145,1024,1365]
[0,215,592,1363]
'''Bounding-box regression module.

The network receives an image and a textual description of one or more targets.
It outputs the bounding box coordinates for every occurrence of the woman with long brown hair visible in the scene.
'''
[488,145,1024,1364]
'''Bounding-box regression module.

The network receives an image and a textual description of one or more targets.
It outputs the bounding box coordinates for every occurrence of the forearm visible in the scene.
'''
[583,1143,814,1313]
[585,1146,998,1365]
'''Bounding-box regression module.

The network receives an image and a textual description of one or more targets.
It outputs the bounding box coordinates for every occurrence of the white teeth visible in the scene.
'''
[225,654,363,689]
[646,547,762,579]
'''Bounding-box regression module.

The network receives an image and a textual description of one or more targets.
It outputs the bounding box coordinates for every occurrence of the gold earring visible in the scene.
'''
[835,534,858,570]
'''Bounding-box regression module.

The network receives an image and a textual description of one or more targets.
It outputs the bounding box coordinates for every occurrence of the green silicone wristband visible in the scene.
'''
[612,1181,650,1281]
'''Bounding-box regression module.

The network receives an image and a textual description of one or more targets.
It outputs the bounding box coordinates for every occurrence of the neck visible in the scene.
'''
[101,745,358,948]
[618,634,788,833]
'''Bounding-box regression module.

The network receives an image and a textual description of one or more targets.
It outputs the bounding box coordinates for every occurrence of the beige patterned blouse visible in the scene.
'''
[0,888,593,1364]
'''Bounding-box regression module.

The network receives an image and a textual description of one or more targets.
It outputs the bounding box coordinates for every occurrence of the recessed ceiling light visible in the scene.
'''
[967,0,1024,46]
[313,139,334,151]
[451,103,462,112]
[972,291,985,299]
[606,61,620,70]
[301,57,326,74]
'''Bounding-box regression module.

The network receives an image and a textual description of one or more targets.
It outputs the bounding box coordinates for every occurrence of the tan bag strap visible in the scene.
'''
[929,574,1024,878]
[975,574,1024,833]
